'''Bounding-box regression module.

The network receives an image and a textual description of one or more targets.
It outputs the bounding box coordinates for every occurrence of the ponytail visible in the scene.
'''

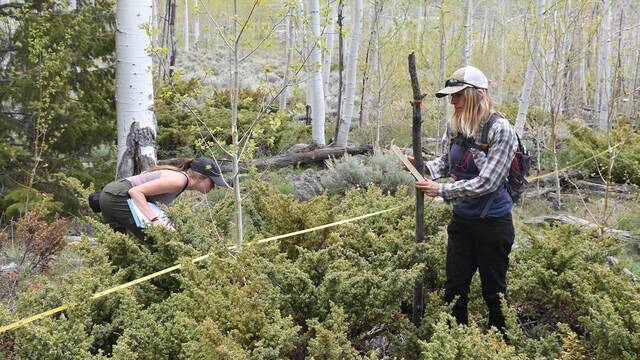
[144,159,193,173]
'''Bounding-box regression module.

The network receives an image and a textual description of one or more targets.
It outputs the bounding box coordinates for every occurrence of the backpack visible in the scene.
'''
[478,113,531,203]
[88,190,102,213]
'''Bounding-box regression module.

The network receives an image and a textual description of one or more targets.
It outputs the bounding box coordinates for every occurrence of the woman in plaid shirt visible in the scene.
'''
[412,66,517,333]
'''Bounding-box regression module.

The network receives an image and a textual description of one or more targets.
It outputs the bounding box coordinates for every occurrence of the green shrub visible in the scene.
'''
[562,121,640,185]
[507,224,640,358]
[2,181,639,359]
[155,77,305,160]
[321,153,415,195]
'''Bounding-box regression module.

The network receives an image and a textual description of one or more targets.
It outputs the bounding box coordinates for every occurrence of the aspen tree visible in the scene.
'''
[335,0,363,146]
[115,0,157,179]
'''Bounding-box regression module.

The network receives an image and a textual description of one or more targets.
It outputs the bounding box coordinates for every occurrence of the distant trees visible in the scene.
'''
[0,0,116,216]
[515,0,544,137]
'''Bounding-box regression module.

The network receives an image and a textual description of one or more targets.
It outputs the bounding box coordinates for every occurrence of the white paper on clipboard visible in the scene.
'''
[390,145,428,182]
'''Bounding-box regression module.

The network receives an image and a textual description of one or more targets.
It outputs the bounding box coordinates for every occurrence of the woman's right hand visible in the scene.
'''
[152,217,174,230]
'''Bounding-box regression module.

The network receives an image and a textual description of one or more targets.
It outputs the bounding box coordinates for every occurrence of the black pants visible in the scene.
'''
[444,212,515,331]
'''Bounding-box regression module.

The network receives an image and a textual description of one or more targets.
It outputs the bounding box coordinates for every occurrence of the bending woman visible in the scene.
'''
[412,66,517,332]
[99,157,228,240]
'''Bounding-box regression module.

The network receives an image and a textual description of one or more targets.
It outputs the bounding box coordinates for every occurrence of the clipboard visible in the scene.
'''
[390,144,427,181]
[127,199,168,228]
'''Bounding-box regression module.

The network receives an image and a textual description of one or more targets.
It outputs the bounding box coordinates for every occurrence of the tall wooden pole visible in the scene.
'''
[408,52,426,326]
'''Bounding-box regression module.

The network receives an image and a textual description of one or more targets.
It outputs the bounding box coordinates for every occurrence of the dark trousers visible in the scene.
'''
[99,180,146,241]
[444,213,514,331]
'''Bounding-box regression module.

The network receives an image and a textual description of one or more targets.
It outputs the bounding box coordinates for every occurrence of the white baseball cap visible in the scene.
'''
[435,66,489,98]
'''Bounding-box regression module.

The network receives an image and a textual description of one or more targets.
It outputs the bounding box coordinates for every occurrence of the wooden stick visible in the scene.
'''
[408,52,425,327]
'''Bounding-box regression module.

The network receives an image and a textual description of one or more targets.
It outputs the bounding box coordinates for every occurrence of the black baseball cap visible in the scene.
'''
[191,157,229,188]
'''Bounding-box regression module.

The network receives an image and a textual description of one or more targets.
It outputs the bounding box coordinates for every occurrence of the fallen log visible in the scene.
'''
[158,144,374,173]
[524,214,639,243]
[575,180,640,195]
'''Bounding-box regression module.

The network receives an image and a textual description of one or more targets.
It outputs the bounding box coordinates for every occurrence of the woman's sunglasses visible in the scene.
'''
[445,78,478,88]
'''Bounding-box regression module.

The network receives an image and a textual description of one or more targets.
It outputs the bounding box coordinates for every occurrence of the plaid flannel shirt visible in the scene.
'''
[426,114,517,201]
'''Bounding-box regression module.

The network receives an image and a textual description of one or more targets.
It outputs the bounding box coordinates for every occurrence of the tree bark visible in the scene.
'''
[168,0,177,77]
[335,0,363,146]
[333,0,344,142]
[408,52,425,327]
[373,0,384,149]
[463,0,473,65]
[115,0,157,179]
[308,0,326,145]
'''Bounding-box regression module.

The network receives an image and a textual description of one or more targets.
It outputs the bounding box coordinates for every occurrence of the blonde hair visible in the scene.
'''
[451,87,493,137]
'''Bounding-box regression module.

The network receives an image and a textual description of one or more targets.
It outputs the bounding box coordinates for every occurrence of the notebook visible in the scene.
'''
[127,199,168,228]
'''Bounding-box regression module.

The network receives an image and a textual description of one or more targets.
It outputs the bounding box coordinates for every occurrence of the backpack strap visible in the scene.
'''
[478,112,502,153]
[178,171,189,195]
[479,112,507,218]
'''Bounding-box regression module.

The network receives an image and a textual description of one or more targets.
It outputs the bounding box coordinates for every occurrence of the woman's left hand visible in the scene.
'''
[415,179,439,197]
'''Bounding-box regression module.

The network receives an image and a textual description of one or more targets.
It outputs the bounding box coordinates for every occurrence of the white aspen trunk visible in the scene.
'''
[322,0,338,95]
[614,8,623,117]
[69,0,77,10]
[515,0,544,137]
[481,7,489,55]
[115,0,157,179]
[597,0,612,130]
[280,4,293,111]
[308,0,326,145]
[374,1,383,149]
[579,50,586,106]
[631,20,640,119]
[463,0,473,66]
[497,0,506,105]
[194,0,199,49]
[560,2,573,116]
[335,0,363,146]
[183,0,189,51]
[231,0,243,249]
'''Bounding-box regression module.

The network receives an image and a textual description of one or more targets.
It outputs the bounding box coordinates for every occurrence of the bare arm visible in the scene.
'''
[127,171,187,223]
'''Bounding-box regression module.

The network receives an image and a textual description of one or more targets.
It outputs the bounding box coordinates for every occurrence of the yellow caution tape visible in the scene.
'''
[0,205,404,334]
